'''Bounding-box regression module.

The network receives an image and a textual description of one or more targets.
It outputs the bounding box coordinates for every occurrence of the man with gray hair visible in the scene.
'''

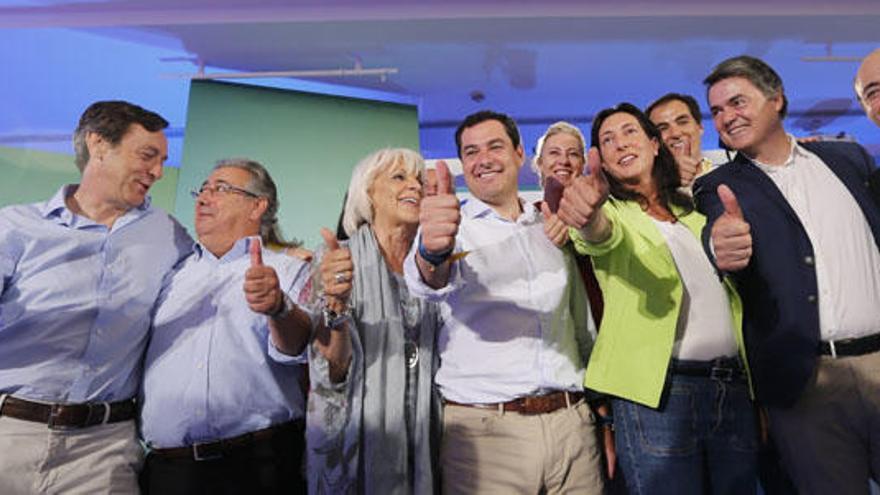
[139,158,314,494]
[695,55,880,494]
[0,100,191,493]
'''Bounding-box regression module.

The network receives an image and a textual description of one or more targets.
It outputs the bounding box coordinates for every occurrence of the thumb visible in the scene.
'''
[586,147,608,188]
[249,237,263,267]
[435,160,453,196]
[540,200,552,220]
[718,184,743,219]
[320,227,340,251]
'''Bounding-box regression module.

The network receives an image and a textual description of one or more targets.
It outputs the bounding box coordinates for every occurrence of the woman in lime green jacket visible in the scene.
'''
[559,103,757,495]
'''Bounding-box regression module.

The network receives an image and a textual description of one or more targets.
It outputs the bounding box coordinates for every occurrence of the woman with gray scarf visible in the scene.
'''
[307,148,441,494]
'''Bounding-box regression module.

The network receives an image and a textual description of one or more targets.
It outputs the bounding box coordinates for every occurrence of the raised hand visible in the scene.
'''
[672,149,701,189]
[244,238,284,315]
[419,161,461,256]
[541,201,569,248]
[558,147,610,231]
[319,227,353,313]
[710,184,752,271]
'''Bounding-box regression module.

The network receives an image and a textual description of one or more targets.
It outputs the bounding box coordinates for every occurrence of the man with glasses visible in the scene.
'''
[0,100,191,494]
[139,159,314,494]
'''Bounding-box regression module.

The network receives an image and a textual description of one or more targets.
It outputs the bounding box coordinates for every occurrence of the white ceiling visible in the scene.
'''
[2,0,880,157]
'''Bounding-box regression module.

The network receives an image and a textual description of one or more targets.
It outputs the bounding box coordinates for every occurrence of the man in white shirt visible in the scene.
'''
[695,55,880,495]
[404,110,602,494]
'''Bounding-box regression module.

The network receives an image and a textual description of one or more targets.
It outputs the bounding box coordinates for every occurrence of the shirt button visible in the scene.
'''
[197,363,204,370]
[807,294,817,303]
[803,256,814,266]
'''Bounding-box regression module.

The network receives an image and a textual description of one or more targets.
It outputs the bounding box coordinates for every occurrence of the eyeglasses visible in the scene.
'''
[190,182,260,200]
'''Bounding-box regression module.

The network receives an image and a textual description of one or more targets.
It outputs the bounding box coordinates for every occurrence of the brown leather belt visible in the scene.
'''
[0,395,135,429]
[445,391,585,415]
[149,419,304,462]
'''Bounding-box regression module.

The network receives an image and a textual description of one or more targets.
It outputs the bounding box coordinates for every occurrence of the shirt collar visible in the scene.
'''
[749,134,806,174]
[461,195,537,224]
[40,184,153,224]
[194,235,260,263]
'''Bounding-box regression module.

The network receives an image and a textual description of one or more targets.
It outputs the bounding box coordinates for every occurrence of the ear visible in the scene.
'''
[515,144,525,168]
[650,136,660,156]
[85,132,107,164]
[771,92,784,114]
[250,197,269,222]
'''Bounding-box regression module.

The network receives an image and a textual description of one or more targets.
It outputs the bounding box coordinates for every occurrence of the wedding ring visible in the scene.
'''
[334,272,346,284]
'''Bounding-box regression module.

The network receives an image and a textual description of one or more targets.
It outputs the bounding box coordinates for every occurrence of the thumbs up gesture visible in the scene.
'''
[319,227,353,312]
[558,147,610,231]
[710,184,752,271]
[419,161,461,257]
[244,238,284,315]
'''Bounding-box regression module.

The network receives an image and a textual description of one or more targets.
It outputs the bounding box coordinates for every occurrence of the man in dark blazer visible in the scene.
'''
[695,55,880,495]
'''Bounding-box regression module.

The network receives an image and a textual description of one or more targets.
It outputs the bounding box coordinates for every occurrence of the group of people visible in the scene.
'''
[0,51,879,495]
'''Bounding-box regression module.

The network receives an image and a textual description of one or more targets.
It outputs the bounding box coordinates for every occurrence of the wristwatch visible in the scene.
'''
[322,306,352,328]
[269,293,295,320]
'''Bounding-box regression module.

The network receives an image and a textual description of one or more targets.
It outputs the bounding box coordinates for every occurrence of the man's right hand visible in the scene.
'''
[558,147,610,231]
[673,151,701,189]
[710,184,752,271]
[419,161,461,256]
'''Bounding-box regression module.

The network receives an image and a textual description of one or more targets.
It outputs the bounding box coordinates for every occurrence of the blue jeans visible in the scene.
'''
[612,370,758,495]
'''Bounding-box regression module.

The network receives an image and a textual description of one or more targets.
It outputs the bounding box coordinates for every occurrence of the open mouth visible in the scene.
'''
[552,169,573,181]
[618,154,637,166]
[399,197,420,206]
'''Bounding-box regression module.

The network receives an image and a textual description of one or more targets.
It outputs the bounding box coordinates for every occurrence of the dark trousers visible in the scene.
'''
[140,421,306,495]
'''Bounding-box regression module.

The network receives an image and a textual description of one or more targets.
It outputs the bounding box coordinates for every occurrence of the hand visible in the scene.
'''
[541,202,568,247]
[419,161,461,255]
[673,153,701,188]
[244,238,284,315]
[319,227,353,314]
[558,147,609,229]
[710,184,752,271]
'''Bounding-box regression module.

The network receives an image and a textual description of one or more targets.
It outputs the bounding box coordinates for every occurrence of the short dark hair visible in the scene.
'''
[73,100,169,172]
[646,92,702,123]
[703,55,788,118]
[454,110,521,159]
[590,102,693,216]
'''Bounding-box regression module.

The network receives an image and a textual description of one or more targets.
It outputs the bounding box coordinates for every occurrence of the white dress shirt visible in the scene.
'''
[752,137,880,341]
[404,197,595,404]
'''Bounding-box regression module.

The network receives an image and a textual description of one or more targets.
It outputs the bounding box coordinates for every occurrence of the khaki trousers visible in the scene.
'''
[0,415,143,494]
[441,398,604,495]
[768,351,880,495]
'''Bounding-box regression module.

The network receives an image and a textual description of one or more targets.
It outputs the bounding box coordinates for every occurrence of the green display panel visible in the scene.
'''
[0,145,179,213]
[176,80,420,248]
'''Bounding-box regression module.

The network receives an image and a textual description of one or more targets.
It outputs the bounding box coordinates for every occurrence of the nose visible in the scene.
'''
[148,159,164,181]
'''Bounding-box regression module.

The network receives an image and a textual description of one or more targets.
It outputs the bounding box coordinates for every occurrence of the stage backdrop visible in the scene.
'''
[176,80,420,248]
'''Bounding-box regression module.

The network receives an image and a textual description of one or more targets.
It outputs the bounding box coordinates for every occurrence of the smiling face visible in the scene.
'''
[368,160,423,229]
[649,99,704,160]
[597,111,659,189]
[537,131,585,187]
[856,50,880,128]
[87,123,167,210]
[459,119,524,207]
[194,166,267,257]
[708,76,784,157]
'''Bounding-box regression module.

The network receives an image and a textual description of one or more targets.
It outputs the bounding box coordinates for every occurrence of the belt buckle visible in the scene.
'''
[709,366,734,382]
[192,442,223,461]
[47,404,76,430]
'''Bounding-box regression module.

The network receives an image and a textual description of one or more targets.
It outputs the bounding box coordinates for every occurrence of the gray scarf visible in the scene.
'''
[307,225,440,495]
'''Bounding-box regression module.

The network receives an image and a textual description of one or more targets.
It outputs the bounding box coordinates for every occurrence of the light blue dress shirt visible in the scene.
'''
[140,237,310,449]
[0,185,192,403]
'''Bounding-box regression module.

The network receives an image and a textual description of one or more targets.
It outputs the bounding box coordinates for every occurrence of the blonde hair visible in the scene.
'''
[342,148,425,237]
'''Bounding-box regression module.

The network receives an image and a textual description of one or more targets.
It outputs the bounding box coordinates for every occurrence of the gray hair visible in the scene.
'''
[703,55,788,118]
[342,148,425,237]
[531,121,586,183]
[212,158,280,243]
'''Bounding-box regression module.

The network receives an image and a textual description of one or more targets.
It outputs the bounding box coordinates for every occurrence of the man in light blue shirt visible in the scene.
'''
[0,100,191,494]
[140,158,313,494]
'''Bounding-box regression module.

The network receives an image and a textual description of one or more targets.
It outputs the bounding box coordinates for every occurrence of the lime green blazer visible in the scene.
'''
[571,199,750,408]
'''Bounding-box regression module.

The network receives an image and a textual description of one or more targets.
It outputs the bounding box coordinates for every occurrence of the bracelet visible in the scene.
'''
[269,294,294,320]
[322,306,352,329]
[418,235,453,267]
[595,413,614,430]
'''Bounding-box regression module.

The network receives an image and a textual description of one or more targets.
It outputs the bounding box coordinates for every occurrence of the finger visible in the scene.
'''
[250,238,263,267]
[435,160,454,196]
[320,227,340,251]
[540,201,552,220]
[586,147,609,190]
[718,184,743,219]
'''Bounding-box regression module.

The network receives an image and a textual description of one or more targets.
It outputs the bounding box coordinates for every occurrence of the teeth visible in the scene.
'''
[400,198,418,204]
[619,155,636,165]
[479,172,498,179]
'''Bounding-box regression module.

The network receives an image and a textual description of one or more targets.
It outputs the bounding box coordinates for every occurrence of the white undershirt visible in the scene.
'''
[752,137,880,341]
[652,218,737,360]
